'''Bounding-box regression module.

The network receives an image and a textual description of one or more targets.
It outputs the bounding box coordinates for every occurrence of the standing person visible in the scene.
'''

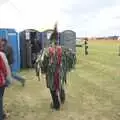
[41,43,65,110]
[84,38,88,55]
[36,23,76,111]
[0,38,25,87]
[38,23,66,110]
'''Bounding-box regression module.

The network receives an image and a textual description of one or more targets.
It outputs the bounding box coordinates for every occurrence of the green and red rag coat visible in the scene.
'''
[40,46,76,92]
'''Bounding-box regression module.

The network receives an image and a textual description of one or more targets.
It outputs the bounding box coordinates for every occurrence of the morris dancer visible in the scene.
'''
[35,23,76,110]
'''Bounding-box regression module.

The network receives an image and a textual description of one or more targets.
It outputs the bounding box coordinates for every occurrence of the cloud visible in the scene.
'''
[0,0,9,7]
[0,0,120,36]
[0,0,63,31]
[59,0,120,36]
[84,5,120,36]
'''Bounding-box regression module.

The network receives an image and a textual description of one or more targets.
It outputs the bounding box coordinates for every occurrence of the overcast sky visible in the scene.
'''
[0,0,120,37]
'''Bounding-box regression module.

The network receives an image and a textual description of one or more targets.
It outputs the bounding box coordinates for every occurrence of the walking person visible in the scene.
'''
[0,38,25,87]
[36,23,75,111]
[0,49,12,120]
[39,24,66,110]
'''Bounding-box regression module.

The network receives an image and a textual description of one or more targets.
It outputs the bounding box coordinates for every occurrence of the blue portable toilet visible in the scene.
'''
[0,28,20,72]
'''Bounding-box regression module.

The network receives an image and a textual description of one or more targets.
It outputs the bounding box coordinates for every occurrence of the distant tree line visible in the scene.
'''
[77,36,119,40]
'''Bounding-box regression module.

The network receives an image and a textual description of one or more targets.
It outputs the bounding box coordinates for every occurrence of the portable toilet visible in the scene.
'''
[42,29,61,47]
[0,28,20,72]
[60,30,76,53]
[19,29,42,68]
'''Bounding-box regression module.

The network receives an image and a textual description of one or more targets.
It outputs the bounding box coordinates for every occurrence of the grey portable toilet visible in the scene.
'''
[42,29,54,48]
[60,30,76,53]
[19,29,41,68]
[42,29,61,47]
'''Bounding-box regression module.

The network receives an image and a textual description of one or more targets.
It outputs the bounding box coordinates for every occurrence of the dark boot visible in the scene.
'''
[50,90,60,110]
[22,79,25,87]
[0,87,5,120]
[11,73,26,87]
[60,88,65,104]
[3,113,7,119]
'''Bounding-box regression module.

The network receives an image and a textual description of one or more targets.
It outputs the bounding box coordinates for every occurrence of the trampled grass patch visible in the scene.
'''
[4,40,120,120]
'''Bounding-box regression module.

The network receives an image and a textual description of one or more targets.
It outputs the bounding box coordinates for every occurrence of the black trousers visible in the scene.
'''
[0,86,5,120]
[50,88,65,110]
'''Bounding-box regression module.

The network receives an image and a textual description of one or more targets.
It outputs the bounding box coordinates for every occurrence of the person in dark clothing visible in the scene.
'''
[32,40,42,66]
[0,38,25,87]
[84,38,88,55]
[0,38,12,119]
[5,44,14,66]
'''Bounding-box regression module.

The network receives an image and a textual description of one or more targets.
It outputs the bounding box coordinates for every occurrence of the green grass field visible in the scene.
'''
[4,40,120,120]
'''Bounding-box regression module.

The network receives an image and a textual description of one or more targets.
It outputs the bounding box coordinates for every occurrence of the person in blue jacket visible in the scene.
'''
[0,38,25,87]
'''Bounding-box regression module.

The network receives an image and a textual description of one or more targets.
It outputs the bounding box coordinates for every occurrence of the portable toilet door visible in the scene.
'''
[39,32,44,49]
[19,31,27,69]
[19,30,32,68]
[7,31,20,72]
[43,29,54,48]
[36,32,43,50]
